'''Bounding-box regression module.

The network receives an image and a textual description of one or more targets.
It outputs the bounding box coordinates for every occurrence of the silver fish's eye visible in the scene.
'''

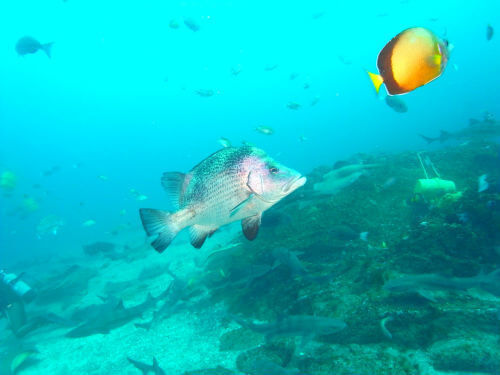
[269,166,279,174]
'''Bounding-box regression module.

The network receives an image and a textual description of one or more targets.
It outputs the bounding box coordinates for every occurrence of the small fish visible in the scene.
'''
[231,65,242,76]
[218,137,232,148]
[338,55,352,65]
[310,96,320,106]
[264,63,278,71]
[130,188,148,201]
[385,96,408,113]
[255,125,274,135]
[195,89,214,97]
[289,72,299,80]
[299,135,308,142]
[478,174,489,192]
[82,219,96,227]
[0,171,17,191]
[16,36,53,58]
[98,175,109,181]
[367,27,449,95]
[184,17,200,32]
[169,19,180,29]
[286,102,301,110]
[36,215,64,238]
[312,10,326,19]
[139,146,306,252]
[119,209,127,216]
[487,24,494,41]
[303,82,310,89]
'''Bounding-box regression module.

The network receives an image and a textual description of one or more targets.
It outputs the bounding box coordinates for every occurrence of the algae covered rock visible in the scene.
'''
[219,328,263,351]
[429,336,500,373]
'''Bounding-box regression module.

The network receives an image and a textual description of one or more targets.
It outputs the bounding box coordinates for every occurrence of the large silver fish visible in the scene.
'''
[140,146,306,252]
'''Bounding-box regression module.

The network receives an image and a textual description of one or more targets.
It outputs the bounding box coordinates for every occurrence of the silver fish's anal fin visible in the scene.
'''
[230,193,254,217]
[161,172,187,209]
[241,213,262,240]
[189,225,214,249]
[139,208,179,253]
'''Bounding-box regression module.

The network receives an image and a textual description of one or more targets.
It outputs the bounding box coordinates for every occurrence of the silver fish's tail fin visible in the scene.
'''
[41,42,54,58]
[139,208,179,253]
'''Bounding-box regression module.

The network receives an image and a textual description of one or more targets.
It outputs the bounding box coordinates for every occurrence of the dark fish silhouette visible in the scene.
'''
[487,24,494,41]
[66,293,157,337]
[384,268,500,301]
[127,357,166,375]
[16,36,53,58]
[385,96,408,113]
[184,17,200,32]
[230,314,346,345]
[419,119,500,144]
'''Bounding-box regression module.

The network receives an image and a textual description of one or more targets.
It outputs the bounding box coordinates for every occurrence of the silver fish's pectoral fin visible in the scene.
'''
[139,208,180,253]
[230,194,254,217]
[241,213,262,241]
[189,225,216,249]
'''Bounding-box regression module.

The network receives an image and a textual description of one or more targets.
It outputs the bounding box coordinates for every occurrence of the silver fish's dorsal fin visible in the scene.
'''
[189,225,215,249]
[241,214,261,240]
[161,172,187,209]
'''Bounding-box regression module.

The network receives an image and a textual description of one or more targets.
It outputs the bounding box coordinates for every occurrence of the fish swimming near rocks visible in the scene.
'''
[15,36,53,58]
[66,293,157,337]
[384,268,500,301]
[419,119,500,144]
[140,146,306,252]
[230,313,346,345]
[127,357,166,375]
[313,164,379,195]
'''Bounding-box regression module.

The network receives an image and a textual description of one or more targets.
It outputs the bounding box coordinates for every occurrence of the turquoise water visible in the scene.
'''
[1,0,500,374]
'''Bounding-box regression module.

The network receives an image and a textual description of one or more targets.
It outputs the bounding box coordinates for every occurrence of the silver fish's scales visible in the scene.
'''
[182,147,255,206]
[181,147,266,227]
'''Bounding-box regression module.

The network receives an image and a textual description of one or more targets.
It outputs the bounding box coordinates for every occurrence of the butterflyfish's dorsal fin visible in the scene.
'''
[367,71,384,94]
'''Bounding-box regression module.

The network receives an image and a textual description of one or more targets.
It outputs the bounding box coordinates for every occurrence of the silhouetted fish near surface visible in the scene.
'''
[184,17,200,32]
[384,96,407,113]
[140,146,306,252]
[16,36,53,58]
[487,24,494,41]
[367,27,449,95]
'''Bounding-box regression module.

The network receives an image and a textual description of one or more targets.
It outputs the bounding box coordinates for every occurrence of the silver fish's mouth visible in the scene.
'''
[282,175,307,194]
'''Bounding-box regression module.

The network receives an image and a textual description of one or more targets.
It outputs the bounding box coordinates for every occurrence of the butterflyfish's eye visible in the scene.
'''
[269,166,279,174]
